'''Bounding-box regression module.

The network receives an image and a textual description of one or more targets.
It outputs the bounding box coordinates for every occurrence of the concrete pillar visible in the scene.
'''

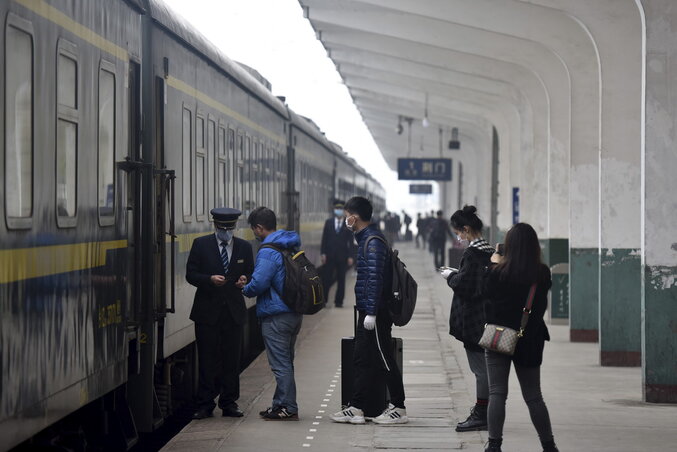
[522,0,644,364]
[596,5,644,367]
[639,0,677,403]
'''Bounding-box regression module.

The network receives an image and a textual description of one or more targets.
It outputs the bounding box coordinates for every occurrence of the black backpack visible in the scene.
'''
[260,244,325,315]
[363,236,418,326]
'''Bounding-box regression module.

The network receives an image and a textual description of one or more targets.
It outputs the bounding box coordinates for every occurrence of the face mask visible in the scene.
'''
[345,215,356,231]
[334,209,344,217]
[216,228,233,243]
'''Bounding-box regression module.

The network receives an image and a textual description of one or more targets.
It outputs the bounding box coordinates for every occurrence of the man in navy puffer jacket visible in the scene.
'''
[243,207,302,421]
[330,197,408,425]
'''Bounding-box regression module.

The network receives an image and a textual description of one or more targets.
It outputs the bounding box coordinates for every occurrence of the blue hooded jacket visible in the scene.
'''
[354,224,391,315]
[242,229,300,318]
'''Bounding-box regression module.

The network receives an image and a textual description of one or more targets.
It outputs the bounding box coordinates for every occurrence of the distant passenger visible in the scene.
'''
[415,213,424,248]
[481,223,558,452]
[330,196,408,425]
[186,207,254,419]
[319,199,356,308]
[429,210,454,268]
[402,210,412,241]
[440,205,494,432]
[242,207,303,421]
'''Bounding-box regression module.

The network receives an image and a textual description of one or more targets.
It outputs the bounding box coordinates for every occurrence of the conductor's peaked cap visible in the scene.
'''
[211,207,241,229]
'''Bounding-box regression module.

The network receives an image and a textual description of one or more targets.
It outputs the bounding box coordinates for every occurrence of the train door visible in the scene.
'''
[121,60,142,370]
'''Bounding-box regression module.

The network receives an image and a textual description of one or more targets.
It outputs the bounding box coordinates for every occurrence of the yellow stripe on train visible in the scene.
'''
[0,240,127,284]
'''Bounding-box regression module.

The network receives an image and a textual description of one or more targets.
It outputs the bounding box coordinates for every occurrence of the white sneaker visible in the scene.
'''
[330,406,365,424]
[372,403,408,424]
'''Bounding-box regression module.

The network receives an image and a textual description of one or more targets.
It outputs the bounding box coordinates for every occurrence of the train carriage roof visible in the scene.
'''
[288,109,336,153]
[149,0,288,118]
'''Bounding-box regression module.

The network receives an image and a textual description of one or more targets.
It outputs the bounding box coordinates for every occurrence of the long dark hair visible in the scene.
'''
[495,223,542,284]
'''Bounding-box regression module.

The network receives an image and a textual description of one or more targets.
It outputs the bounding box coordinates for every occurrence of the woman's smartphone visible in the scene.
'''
[438,266,458,272]
[496,243,505,255]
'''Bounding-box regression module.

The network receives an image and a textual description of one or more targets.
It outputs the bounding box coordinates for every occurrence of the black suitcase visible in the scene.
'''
[341,308,403,417]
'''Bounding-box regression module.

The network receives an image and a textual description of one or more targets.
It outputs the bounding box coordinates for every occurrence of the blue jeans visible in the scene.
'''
[261,312,303,413]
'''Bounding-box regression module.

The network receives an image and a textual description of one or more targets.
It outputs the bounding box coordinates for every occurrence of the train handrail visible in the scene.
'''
[156,169,177,314]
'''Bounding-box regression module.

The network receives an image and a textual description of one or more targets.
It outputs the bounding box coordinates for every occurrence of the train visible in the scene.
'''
[0,0,385,449]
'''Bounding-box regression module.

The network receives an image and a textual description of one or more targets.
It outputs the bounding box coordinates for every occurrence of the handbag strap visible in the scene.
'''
[518,283,538,337]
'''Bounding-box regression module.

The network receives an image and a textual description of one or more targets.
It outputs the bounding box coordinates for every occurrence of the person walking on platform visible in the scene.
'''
[186,208,254,419]
[430,210,454,268]
[415,213,424,248]
[481,223,558,452]
[439,205,494,432]
[242,207,303,421]
[330,196,408,425]
[320,199,356,308]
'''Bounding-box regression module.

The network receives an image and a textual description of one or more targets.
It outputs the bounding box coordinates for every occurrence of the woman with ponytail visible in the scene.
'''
[440,205,495,432]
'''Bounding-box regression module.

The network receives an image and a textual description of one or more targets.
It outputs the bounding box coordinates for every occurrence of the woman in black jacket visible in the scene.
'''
[482,223,558,452]
[442,206,495,432]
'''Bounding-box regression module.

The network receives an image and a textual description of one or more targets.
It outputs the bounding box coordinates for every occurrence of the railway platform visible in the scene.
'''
[162,243,677,452]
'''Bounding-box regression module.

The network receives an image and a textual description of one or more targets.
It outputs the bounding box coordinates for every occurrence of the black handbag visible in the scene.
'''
[478,283,537,355]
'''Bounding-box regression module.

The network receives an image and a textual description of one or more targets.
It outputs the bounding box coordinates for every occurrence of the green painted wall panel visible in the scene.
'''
[643,265,677,386]
[600,248,641,360]
[543,239,569,320]
[570,248,599,332]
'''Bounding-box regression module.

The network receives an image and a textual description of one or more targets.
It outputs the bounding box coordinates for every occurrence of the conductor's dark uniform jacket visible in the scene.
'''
[320,216,356,306]
[186,234,254,411]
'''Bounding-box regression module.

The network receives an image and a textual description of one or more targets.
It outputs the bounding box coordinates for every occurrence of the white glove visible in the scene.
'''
[440,268,454,279]
[363,315,376,330]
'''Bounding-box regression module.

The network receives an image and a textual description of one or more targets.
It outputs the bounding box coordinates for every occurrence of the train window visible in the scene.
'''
[244,135,251,213]
[196,116,204,150]
[208,119,215,214]
[218,126,226,207]
[227,127,235,207]
[195,116,207,220]
[182,108,192,218]
[98,63,116,222]
[235,132,243,210]
[58,54,76,109]
[196,153,205,217]
[56,41,79,224]
[250,139,261,210]
[56,119,77,217]
[5,18,34,226]
[262,144,268,207]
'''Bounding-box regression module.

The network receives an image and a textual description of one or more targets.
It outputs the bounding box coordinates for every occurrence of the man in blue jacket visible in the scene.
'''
[242,207,302,421]
[330,196,408,425]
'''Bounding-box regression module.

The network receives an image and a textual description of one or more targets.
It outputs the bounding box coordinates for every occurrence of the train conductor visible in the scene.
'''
[186,207,254,419]
[320,199,356,308]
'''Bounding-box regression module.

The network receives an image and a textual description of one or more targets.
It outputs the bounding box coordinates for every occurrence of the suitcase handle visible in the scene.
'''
[353,306,358,336]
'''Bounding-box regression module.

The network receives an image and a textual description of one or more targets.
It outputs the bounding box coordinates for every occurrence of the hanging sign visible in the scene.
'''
[409,184,433,194]
[397,158,452,181]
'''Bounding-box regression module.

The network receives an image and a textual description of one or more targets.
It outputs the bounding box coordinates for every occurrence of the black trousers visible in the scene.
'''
[194,307,243,411]
[432,242,445,268]
[485,351,554,443]
[352,309,405,409]
[321,258,348,306]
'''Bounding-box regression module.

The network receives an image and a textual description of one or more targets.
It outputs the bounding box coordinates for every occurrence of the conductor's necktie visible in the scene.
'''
[220,242,229,272]
[336,221,341,233]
